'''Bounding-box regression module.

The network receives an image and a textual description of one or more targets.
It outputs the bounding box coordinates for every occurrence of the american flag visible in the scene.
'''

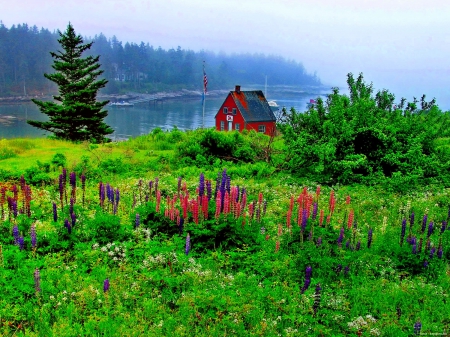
[203,63,208,93]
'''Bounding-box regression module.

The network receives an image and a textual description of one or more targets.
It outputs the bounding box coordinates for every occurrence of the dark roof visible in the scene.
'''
[230,90,276,122]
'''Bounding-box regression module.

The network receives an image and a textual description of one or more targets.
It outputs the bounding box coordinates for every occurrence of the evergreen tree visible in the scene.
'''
[28,23,113,142]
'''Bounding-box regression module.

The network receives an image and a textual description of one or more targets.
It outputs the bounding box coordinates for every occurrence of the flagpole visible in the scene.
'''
[202,61,206,128]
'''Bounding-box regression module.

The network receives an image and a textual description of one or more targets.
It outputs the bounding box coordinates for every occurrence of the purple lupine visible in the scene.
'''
[412,240,417,254]
[103,278,110,293]
[69,172,76,188]
[135,213,140,228]
[154,177,159,196]
[356,240,361,251]
[301,209,308,231]
[421,214,427,234]
[106,183,112,203]
[30,224,37,249]
[427,221,434,238]
[316,237,322,247]
[423,260,429,268]
[345,240,351,250]
[401,218,407,245]
[410,212,415,229]
[429,247,436,259]
[367,228,373,248]
[64,219,71,234]
[301,266,312,294]
[337,227,344,247]
[18,236,24,250]
[185,233,191,255]
[71,212,76,227]
[441,221,447,234]
[34,268,41,293]
[312,202,318,220]
[226,175,231,195]
[53,202,58,222]
[12,199,17,218]
[344,265,350,276]
[437,247,443,259]
[414,320,422,335]
[179,217,184,234]
[12,225,19,244]
[206,180,212,201]
[199,173,205,197]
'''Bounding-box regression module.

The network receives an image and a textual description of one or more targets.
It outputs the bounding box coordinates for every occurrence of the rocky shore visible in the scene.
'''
[0,89,230,105]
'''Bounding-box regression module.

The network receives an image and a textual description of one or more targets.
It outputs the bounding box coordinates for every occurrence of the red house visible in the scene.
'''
[214,85,277,136]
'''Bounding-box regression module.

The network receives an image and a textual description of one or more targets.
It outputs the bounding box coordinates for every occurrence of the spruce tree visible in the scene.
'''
[28,23,113,142]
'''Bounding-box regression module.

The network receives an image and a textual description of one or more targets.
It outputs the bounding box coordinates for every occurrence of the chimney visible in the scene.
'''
[235,85,241,93]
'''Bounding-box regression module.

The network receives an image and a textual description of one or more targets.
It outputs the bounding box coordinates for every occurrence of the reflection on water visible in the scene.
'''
[0,93,316,140]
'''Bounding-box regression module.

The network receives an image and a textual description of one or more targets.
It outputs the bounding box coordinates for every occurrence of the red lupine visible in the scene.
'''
[275,241,280,253]
[316,185,321,200]
[346,195,351,205]
[215,195,221,218]
[319,209,324,227]
[202,195,208,220]
[223,191,230,214]
[156,190,161,212]
[347,209,354,229]
[286,209,292,229]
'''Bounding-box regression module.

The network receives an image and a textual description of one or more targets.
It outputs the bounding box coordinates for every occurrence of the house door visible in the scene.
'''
[228,121,232,131]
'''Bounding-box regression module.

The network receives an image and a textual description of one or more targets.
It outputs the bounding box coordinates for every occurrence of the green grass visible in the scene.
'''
[0,132,449,336]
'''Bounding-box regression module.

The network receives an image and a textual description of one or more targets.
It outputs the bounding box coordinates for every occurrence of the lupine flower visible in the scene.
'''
[400,218,407,245]
[441,221,447,234]
[12,225,19,244]
[275,241,280,253]
[356,240,361,251]
[70,172,76,188]
[412,242,417,254]
[344,265,350,276]
[312,202,318,220]
[206,180,212,201]
[337,227,344,247]
[347,209,354,229]
[421,214,427,234]
[34,268,41,293]
[179,217,184,234]
[71,212,76,227]
[135,213,140,228]
[345,240,351,249]
[346,195,351,205]
[313,283,321,316]
[199,173,205,198]
[301,209,308,231]
[64,219,71,234]
[103,278,110,293]
[367,228,373,248]
[413,321,422,335]
[316,237,322,247]
[185,233,191,255]
[53,202,58,222]
[429,247,436,259]
[301,266,312,294]
[427,221,434,238]
[30,224,37,249]
[18,236,24,250]
[423,260,429,268]
[437,247,443,259]
[410,212,415,229]
[12,199,17,218]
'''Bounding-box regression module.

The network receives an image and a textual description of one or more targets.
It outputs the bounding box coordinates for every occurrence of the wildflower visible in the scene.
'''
[12,225,19,244]
[423,260,429,268]
[64,219,71,234]
[347,209,354,229]
[53,202,58,222]
[316,237,322,247]
[346,195,351,205]
[71,212,76,227]
[367,228,373,249]
[400,218,406,245]
[344,265,350,276]
[135,213,140,228]
[437,246,443,259]
[337,227,344,247]
[356,240,361,251]
[429,247,436,259]
[301,266,312,294]
[206,179,212,201]
[413,320,422,335]
[441,220,447,234]
[301,208,308,231]
[312,202,318,220]
[103,278,110,293]
[18,236,24,250]
[199,173,205,198]
[185,233,191,256]
[319,209,324,226]
[421,214,427,234]
[275,241,280,253]
[427,221,433,238]
[34,268,41,293]
[410,212,415,229]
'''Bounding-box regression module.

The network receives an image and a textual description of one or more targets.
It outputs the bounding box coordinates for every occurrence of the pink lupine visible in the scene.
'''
[319,209,324,227]
[156,190,161,212]
[347,209,354,229]
[215,195,221,218]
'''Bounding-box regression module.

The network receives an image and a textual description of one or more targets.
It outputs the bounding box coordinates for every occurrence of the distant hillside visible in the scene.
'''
[0,22,321,96]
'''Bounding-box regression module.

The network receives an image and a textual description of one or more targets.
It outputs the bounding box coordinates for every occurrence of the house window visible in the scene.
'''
[258,125,266,133]
[223,107,228,114]
[220,121,225,131]
[235,123,240,131]
[232,108,237,115]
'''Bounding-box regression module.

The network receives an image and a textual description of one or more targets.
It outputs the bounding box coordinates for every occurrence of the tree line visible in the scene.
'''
[0,22,321,96]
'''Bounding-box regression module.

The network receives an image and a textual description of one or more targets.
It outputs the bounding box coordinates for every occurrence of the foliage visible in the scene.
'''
[278,73,450,187]
[27,23,113,142]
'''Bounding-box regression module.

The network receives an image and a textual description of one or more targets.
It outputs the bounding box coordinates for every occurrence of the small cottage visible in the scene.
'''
[214,85,277,136]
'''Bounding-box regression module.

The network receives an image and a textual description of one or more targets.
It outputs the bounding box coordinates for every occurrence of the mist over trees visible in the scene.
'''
[0,22,321,96]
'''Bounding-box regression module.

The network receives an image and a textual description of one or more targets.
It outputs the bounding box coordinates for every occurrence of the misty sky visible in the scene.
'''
[2,0,449,109]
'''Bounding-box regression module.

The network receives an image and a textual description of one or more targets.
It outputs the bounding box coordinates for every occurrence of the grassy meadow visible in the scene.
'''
[0,129,449,336]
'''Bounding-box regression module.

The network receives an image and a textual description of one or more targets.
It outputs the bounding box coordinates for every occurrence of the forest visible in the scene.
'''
[0,22,321,96]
